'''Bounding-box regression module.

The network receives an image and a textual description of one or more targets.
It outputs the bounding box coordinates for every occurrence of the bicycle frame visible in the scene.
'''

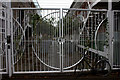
[75,49,109,71]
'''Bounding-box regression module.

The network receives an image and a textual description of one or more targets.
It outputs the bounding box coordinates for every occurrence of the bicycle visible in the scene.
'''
[74,49,111,77]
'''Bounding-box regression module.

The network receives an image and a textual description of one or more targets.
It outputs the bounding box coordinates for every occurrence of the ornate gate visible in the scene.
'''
[113,10,120,69]
[12,8,61,73]
[0,8,7,74]
[11,8,108,73]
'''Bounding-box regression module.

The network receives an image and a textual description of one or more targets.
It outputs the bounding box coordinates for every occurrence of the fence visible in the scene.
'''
[113,11,120,69]
[0,8,119,76]
[10,8,108,73]
[0,8,7,74]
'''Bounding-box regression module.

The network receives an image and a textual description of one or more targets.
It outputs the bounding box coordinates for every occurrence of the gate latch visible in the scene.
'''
[112,37,115,45]
[7,36,11,44]
[58,38,65,44]
[7,36,11,49]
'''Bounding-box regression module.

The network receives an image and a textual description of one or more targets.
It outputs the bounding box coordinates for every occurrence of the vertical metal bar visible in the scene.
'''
[45,10,49,71]
[57,10,59,70]
[47,10,50,71]
[97,12,99,52]
[11,9,14,73]
[7,2,12,77]
[43,10,45,70]
[55,10,57,70]
[45,10,47,71]
[35,11,38,71]
[59,8,62,72]
[88,11,90,70]
[61,8,64,72]
[115,12,117,67]
[16,10,19,72]
[32,10,34,71]
[64,10,69,66]
[94,12,97,61]
[41,10,43,71]
[37,11,40,71]
[63,10,65,67]
[0,9,1,70]
[39,20,41,71]
[117,12,119,67]
[24,10,27,71]
[116,12,118,67]
[108,0,113,68]
[68,12,70,67]
[20,10,23,71]
[80,11,82,70]
[1,9,2,70]
[91,12,93,65]
[71,11,73,66]
[53,9,54,70]
[78,15,80,67]
[114,12,116,67]
[28,12,30,71]
[4,8,8,73]
[83,11,85,69]
[65,10,67,67]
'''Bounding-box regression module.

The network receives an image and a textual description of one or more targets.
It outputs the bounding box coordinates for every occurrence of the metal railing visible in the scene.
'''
[113,11,120,69]
[12,8,61,73]
[0,8,7,74]
[0,7,120,76]
[10,8,109,73]
[62,8,108,71]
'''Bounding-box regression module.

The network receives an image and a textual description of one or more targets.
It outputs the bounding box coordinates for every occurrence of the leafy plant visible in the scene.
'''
[29,13,57,40]
[104,18,109,47]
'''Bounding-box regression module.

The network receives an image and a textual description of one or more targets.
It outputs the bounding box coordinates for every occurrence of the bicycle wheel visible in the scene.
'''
[74,61,85,74]
[95,60,111,76]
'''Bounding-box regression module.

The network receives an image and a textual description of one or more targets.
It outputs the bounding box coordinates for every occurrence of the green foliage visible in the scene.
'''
[62,15,80,36]
[104,18,109,47]
[29,13,56,39]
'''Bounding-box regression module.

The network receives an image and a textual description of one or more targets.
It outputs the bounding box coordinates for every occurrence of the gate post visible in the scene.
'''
[108,0,113,68]
[59,8,63,72]
[61,8,64,72]
[6,2,12,77]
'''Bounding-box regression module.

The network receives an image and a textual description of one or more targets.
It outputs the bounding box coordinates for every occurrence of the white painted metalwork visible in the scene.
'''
[1,7,120,75]
[0,0,119,77]
[11,8,61,72]
[0,8,7,74]
[10,8,110,73]
[113,10,120,69]
[62,8,108,71]
[108,0,114,69]
[7,2,12,77]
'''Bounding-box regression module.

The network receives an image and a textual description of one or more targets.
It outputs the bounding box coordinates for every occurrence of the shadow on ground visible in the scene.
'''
[2,70,120,80]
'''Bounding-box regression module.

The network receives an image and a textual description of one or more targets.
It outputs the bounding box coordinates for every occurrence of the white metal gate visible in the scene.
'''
[62,8,108,71]
[12,8,61,73]
[0,8,8,74]
[10,8,109,73]
[113,10,120,69]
